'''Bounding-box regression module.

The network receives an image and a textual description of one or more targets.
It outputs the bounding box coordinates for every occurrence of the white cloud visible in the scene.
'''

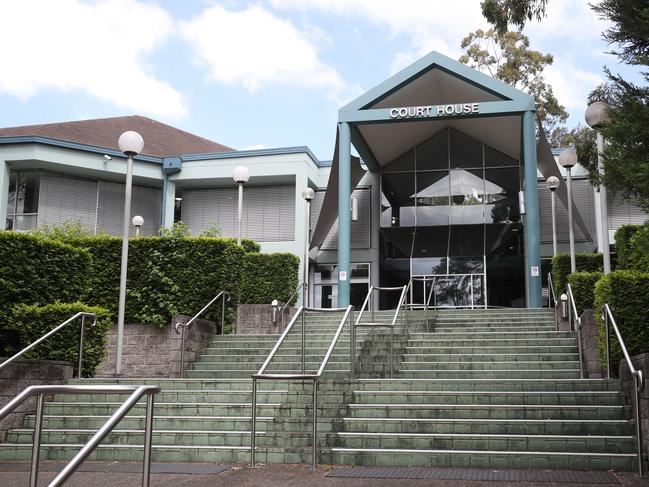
[544,62,603,115]
[241,143,266,151]
[0,0,186,120]
[179,4,349,102]
[269,0,487,71]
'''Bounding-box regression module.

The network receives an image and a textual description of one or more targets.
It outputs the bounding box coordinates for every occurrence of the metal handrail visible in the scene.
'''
[175,290,229,378]
[602,303,644,476]
[353,285,408,378]
[0,384,160,487]
[280,282,305,328]
[0,312,96,379]
[548,272,559,331]
[251,305,354,471]
[566,284,584,379]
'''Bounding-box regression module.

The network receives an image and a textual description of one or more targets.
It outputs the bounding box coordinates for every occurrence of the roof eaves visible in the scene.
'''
[180,146,323,166]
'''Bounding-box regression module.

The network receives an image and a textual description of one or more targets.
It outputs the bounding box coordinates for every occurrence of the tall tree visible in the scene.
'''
[481,0,548,34]
[583,0,649,210]
[459,29,568,133]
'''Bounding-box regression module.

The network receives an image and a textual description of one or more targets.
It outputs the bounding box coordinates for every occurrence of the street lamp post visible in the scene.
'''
[132,215,144,237]
[232,166,250,246]
[301,187,315,307]
[559,149,578,273]
[546,176,561,257]
[586,101,612,274]
[115,131,144,375]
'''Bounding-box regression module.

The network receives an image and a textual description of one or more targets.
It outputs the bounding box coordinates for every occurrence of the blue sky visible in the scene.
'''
[0,0,640,160]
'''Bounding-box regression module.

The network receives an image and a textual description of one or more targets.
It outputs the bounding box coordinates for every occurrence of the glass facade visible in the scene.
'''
[379,128,526,308]
[312,263,370,309]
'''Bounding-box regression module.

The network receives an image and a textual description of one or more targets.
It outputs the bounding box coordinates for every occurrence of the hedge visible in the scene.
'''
[626,224,649,272]
[567,272,603,313]
[9,302,112,377]
[0,232,91,325]
[614,224,643,270]
[68,236,247,327]
[551,253,603,293]
[594,270,649,375]
[240,253,300,304]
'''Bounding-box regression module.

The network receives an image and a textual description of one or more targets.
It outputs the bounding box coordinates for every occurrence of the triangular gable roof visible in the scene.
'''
[340,50,533,114]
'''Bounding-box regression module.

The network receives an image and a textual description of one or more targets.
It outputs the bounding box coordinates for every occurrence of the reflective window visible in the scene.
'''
[6,171,40,230]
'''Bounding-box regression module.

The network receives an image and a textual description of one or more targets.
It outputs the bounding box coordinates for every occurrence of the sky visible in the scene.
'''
[0,0,641,160]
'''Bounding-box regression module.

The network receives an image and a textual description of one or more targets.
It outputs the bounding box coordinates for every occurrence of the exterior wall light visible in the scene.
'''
[559,149,577,273]
[546,176,561,257]
[232,166,250,245]
[301,187,315,306]
[132,215,144,237]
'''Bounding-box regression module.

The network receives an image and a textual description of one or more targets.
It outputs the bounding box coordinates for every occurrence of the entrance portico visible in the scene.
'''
[334,51,542,308]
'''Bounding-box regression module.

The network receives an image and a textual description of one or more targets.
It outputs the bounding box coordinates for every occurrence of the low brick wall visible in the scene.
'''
[236,304,295,334]
[96,315,216,378]
[0,359,73,441]
[579,310,603,378]
[619,352,649,459]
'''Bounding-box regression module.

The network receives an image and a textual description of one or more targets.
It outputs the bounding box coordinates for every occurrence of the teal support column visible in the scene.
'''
[523,110,542,307]
[337,122,351,307]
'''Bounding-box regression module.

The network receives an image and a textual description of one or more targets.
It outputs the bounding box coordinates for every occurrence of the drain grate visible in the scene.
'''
[0,461,231,475]
[326,467,620,484]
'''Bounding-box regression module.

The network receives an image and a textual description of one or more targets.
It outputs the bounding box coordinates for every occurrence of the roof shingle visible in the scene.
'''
[0,115,234,157]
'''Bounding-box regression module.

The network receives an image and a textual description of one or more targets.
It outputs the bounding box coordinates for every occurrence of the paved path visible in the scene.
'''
[1,463,649,486]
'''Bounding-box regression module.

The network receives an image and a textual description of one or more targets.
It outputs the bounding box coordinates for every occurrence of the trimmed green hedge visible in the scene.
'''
[614,224,643,270]
[68,236,247,327]
[567,272,603,312]
[552,253,603,293]
[627,224,649,272]
[594,271,649,375]
[240,253,300,304]
[10,302,111,377]
[0,232,91,325]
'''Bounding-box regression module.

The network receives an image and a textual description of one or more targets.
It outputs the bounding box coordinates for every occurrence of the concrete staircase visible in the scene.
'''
[0,308,639,471]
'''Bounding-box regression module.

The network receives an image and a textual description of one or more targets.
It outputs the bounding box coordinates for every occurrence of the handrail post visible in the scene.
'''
[350,309,356,380]
[221,294,226,335]
[301,311,306,374]
[179,326,186,379]
[29,393,44,487]
[77,315,86,379]
[250,378,257,467]
[142,391,155,487]
[605,309,611,379]
[312,378,318,471]
[576,316,584,379]
[634,372,644,477]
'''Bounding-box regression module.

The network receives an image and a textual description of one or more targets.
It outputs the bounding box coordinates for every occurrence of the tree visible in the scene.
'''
[459,29,568,133]
[583,0,649,210]
[481,0,548,34]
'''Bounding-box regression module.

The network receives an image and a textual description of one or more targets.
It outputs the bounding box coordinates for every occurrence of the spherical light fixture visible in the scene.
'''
[302,187,315,201]
[585,101,611,129]
[546,176,560,191]
[118,131,144,155]
[232,165,250,183]
[132,215,144,227]
[558,149,577,168]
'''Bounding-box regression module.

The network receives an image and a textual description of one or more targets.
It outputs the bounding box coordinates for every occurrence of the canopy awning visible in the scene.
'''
[310,128,365,249]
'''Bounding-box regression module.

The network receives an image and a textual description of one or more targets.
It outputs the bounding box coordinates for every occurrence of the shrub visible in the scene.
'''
[68,236,247,327]
[9,302,111,377]
[594,270,649,375]
[614,224,643,270]
[0,232,91,325]
[567,272,603,312]
[627,224,649,272]
[241,239,261,253]
[551,253,603,293]
[240,253,300,304]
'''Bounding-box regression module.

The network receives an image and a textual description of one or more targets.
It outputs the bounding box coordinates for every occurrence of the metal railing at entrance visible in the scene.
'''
[353,285,409,378]
[0,312,96,378]
[602,303,644,477]
[280,282,305,328]
[565,284,585,379]
[0,384,160,487]
[250,306,354,470]
[175,290,229,378]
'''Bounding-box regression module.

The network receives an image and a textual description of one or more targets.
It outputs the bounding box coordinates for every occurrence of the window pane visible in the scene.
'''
[14,214,38,231]
[7,172,17,216]
[16,172,40,214]
[416,129,448,171]
[450,130,482,168]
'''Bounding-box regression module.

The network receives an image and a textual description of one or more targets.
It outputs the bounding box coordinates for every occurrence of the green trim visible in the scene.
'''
[339,51,533,115]
[337,122,351,307]
[523,110,542,307]
[350,125,380,172]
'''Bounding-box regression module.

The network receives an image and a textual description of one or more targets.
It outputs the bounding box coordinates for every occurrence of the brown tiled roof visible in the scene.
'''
[0,115,234,158]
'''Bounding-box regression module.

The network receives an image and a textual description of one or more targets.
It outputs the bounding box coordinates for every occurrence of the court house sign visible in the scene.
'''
[389,103,480,119]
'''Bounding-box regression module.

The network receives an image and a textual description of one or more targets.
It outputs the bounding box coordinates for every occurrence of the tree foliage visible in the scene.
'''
[459,29,568,133]
[481,0,548,34]
[584,0,649,210]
